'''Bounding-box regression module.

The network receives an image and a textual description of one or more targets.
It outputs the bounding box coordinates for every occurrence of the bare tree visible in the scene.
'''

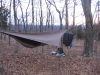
[31,0,34,32]
[45,0,52,31]
[0,0,3,30]
[65,0,69,29]
[13,0,17,32]
[35,9,38,32]
[47,0,65,30]
[73,0,76,27]
[8,0,12,46]
[8,0,12,31]
[26,0,30,32]
[18,0,26,32]
[13,0,19,53]
[39,0,43,32]
[51,14,54,31]
[1,0,2,7]
[93,1,100,54]
[81,0,94,57]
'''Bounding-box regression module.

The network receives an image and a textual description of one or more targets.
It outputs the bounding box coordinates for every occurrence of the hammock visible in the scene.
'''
[0,30,68,48]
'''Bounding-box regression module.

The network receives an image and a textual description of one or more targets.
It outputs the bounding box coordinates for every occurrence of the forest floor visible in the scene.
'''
[0,36,100,75]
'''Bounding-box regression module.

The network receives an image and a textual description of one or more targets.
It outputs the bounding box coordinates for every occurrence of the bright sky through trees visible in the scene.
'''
[1,0,99,25]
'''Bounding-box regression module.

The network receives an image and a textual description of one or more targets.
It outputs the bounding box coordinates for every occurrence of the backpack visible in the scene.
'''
[56,47,64,54]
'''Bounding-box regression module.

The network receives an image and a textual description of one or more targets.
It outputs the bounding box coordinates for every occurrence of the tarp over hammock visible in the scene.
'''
[0,30,68,48]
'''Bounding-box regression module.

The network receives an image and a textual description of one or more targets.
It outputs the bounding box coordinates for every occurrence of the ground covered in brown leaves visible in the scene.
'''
[0,36,100,75]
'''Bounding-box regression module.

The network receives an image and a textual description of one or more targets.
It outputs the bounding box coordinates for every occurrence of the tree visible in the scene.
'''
[73,0,76,27]
[8,0,12,31]
[81,0,94,57]
[35,9,38,32]
[39,0,43,32]
[45,0,51,31]
[0,6,9,30]
[31,0,35,32]
[65,0,69,29]
[93,1,100,53]
[18,0,26,32]
[47,0,65,30]
[26,0,30,32]
[0,0,2,30]
[13,0,17,31]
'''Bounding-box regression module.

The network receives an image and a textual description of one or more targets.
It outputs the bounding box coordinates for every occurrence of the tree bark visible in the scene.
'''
[26,0,30,32]
[1,0,2,8]
[51,15,54,31]
[0,0,2,31]
[73,0,76,27]
[45,0,52,31]
[13,0,17,32]
[40,0,43,32]
[65,0,69,29]
[31,0,34,32]
[81,0,94,57]
[9,0,12,31]
[18,0,26,32]
[35,9,38,32]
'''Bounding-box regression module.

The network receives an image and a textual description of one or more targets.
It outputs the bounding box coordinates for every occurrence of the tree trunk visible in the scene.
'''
[36,9,38,32]
[26,0,30,32]
[18,0,26,32]
[1,0,2,8]
[9,0,12,31]
[65,0,69,29]
[94,32,98,53]
[59,12,63,30]
[31,0,34,32]
[51,15,54,31]
[13,0,17,32]
[73,0,76,27]
[40,0,43,32]
[81,0,94,57]
[0,0,2,31]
